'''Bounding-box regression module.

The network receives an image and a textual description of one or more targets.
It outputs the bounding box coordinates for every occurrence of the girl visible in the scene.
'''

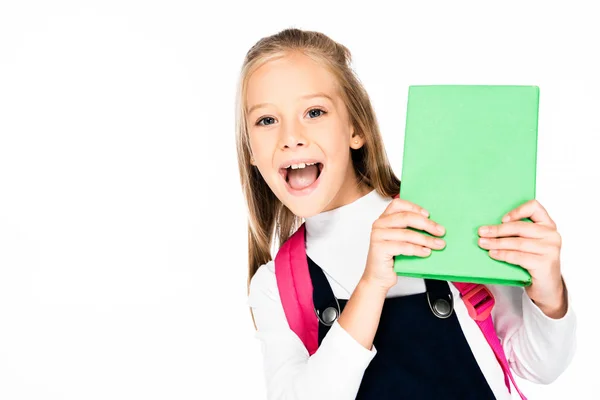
[236,28,576,399]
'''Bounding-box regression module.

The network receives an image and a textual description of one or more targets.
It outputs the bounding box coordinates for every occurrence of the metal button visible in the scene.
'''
[322,306,339,325]
[433,298,452,318]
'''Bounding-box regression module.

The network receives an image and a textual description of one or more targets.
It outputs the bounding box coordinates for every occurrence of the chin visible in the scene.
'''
[278,183,338,219]
[283,199,327,219]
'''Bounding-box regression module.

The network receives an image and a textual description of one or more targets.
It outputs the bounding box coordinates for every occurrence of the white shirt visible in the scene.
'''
[248,189,576,399]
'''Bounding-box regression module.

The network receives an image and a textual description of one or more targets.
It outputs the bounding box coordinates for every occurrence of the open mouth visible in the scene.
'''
[280,162,324,191]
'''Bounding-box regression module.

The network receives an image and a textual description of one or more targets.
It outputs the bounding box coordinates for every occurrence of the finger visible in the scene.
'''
[372,228,446,250]
[487,249,546,271]
[478,237,555,256]
[382,241,433,258]
[381,197,429,218]
[478,221,555,239]
[502,199,556,227]
[376,211,445,237]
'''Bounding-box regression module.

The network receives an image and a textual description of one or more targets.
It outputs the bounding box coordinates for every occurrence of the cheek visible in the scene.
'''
[248,131,276,160]
[317,123,352,160]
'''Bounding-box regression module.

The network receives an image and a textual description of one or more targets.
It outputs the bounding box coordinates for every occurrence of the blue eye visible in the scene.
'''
[307,108,327,118]
[256,109,326,126]
[257,116,276,126]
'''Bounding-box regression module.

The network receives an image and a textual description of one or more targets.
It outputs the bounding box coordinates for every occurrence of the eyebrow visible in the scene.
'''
[246,92,334,115]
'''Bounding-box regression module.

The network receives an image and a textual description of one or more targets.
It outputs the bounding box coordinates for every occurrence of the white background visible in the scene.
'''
[0,1,598,399]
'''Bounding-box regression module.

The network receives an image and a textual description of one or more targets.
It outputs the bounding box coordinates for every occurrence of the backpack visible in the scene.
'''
[274,218,526,399]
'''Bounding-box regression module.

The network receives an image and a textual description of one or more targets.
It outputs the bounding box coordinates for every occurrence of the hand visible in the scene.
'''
[361,197,447,292]
[477,199,567,318]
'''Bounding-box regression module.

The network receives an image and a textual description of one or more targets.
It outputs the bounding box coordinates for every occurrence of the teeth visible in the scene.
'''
[286,162,317,169]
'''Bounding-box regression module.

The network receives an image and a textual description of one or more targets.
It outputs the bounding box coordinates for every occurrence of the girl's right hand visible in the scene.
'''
[361,197,447,292]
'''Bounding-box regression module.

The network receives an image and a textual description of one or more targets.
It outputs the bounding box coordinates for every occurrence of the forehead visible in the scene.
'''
[246,52,340,109]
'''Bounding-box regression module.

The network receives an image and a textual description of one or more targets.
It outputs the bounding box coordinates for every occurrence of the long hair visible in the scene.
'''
[235,28,400,291]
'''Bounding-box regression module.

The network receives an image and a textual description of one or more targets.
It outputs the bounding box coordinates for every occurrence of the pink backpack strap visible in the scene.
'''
[453,282,527,400]
[274,224,319,355]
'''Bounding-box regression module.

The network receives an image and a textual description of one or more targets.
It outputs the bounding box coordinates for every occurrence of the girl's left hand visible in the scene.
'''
[477,199,568,319]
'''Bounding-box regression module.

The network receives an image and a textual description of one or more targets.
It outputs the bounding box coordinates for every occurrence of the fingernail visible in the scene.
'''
[479,226,489,234]
[502,215,510,222]
[479,238,489,244]
[422,247,431,255]
[434,238,445,247]
[420,209,429,217]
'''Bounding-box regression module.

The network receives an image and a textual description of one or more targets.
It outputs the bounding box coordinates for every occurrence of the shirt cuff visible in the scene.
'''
[522,288,575,325]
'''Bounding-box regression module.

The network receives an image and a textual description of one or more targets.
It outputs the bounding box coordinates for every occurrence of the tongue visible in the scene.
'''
[287,165,319,190]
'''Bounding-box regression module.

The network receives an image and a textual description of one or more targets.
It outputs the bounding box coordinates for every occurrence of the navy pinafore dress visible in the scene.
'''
[307,256,497,399]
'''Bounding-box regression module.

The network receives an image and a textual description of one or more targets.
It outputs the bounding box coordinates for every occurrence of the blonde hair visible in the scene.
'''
[235,28,400,291]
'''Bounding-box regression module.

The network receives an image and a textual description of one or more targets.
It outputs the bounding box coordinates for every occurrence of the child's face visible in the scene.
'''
[246,52,364,217]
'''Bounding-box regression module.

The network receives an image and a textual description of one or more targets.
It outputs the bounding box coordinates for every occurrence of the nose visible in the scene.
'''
[278,119,308,150]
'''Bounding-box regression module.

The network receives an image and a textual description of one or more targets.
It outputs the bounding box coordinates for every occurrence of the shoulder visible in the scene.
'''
[247,260,280,308]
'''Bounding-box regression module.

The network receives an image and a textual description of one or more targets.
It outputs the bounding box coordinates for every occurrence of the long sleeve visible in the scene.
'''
[489,279,577,384]
[247,261,377,400]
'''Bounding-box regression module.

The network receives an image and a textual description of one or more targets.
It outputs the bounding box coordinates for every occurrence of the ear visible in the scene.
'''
[350,130,365,150]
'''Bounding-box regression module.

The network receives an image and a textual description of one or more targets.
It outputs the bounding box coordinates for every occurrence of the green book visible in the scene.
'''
[393,85,538,286]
